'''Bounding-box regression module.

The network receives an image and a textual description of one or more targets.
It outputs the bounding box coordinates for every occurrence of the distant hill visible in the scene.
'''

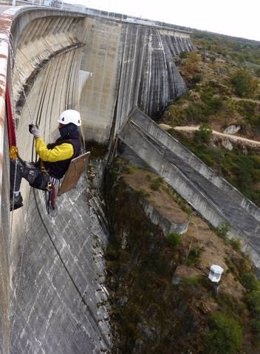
[161,30,260,206]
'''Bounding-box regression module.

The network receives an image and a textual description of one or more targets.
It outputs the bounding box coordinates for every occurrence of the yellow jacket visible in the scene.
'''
[35,137,74,162]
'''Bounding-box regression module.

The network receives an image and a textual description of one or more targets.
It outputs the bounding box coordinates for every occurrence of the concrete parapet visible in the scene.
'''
[131,109,260,222]
[119,121,229,229]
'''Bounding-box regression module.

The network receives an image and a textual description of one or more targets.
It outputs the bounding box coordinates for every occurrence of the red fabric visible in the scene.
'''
[6,85,16,147]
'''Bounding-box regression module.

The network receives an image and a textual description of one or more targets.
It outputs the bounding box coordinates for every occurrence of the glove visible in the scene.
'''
[29,124,40,138]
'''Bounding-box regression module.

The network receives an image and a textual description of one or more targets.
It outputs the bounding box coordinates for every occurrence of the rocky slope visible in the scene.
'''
[104,158,260,353]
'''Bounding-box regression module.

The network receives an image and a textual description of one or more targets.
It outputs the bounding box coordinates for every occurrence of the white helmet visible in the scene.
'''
[58,109,81,126]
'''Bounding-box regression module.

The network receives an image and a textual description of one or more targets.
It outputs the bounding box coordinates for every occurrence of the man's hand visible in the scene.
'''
[29,124,40,138]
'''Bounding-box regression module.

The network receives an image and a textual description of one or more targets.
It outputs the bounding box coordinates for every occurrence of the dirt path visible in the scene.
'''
[231,96,260,104]
[174,126,260,147]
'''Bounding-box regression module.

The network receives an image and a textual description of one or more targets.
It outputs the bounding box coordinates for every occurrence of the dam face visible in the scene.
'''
[80,17,193,143]
[0,5,193,353]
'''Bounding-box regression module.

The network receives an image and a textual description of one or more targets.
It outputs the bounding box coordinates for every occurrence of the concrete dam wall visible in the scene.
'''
[0,5,193,353]
[80,15,193,143]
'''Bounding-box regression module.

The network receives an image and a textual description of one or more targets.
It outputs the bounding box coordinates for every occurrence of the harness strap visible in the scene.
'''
[39,160,50,176]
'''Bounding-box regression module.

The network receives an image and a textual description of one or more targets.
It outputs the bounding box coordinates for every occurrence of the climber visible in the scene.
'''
[10,109,82,211]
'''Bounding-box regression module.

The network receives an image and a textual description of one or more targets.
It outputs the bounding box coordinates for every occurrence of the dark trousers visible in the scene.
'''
[10,159,51,193]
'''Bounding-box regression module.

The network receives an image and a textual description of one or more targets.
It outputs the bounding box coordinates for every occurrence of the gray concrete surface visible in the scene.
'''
[10,178,111,353]
[80,18,193,143]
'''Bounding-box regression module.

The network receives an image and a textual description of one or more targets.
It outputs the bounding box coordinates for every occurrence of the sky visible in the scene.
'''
[64,0,260,41]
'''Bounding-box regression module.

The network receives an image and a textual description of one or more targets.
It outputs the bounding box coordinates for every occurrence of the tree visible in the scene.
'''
[230,69,258,98]
[194,124,212,144]
[204,312,242,353]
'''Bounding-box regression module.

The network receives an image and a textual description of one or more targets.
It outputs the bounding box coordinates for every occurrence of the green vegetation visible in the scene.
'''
[164,37,260,125]
[104,159,260,353]
[243,273,260,342]
[215,222,230,239]
[228,238,241,251]
[230,69,258,98]
[193,30,260,71]
[204,312,242,354]
[161,31,260,206]
[194,124,212,144]
[167,232,181,247]
[172,132,260,206]
[246,289,260,342]
[150,176,163,191]
[241,272,260,291]
[246,290,260,315]
[185,246,203,266]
